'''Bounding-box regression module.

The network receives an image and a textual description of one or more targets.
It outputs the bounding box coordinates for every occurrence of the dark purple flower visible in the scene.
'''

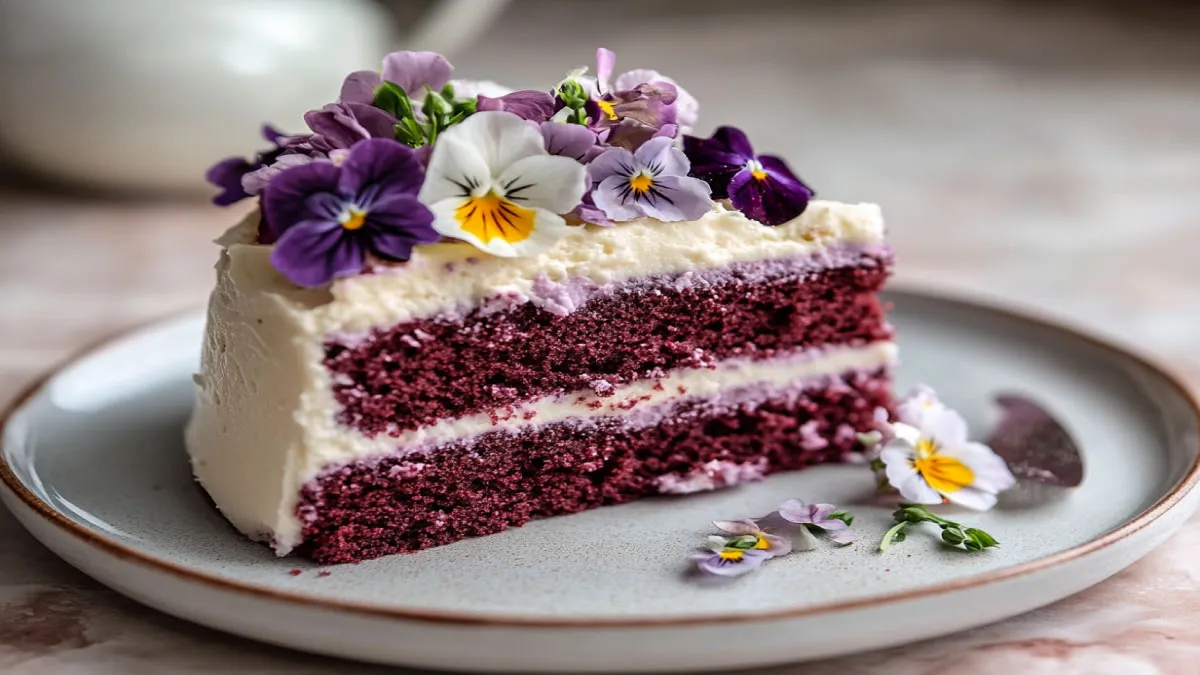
[683,127,813,226]
[262,139,439,287]
[303,102,398,154]
[477,90,556,122]
[205,124,293,206]
[540,121,603,163]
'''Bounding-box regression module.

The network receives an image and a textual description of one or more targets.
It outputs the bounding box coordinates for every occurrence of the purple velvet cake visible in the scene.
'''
[185,47,896,563]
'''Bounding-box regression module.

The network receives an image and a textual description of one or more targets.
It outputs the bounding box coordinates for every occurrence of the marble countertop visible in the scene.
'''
[2,1,1199,672]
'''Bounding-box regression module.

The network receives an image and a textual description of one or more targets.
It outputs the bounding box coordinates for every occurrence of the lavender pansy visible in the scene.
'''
[588,136,713,222]
[683,126,814,226]
[690,536,771,578]
[594,47,699,133]
[337,50,454,109]
[262,139,438,287]
[304,102,398,154]
[777,499,858,545]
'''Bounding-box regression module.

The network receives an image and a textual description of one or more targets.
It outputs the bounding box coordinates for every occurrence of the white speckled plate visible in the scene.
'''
[2,287,1198,672]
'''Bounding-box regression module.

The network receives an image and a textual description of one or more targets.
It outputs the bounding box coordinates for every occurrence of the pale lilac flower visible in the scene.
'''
[690,536,771,578]
[777,499,858,545]
[587,137,713,222]
[540,122,603,163]
[594,47,699,133]
[340,50,454,103]
[478,90,556,122]
[711,519,792,557]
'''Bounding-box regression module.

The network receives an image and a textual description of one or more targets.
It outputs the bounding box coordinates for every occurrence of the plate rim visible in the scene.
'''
[3,283,1199,628]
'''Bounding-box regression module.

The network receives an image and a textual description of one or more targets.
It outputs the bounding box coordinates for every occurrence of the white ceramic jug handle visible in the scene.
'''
[404,0,513,57]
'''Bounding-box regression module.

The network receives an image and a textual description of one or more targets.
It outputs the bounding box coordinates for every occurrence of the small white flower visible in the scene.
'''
[418,111,587,257]
[879,396,1016,511]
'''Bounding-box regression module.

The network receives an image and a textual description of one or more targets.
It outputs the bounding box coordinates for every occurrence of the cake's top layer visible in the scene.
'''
[204,47,862,296]
[220,199,883,333]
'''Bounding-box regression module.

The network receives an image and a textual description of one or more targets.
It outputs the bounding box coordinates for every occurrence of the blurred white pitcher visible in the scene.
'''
[0,0,509,193]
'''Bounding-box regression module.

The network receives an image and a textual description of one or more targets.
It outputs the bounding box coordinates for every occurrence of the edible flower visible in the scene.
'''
[683,126,813,226]
[594,47,698,133]
[339,50,454,104]
[877,389,1017,511]
[587,136,713,222]
[302,102,399,154]
[540,121,603,163]
[418,111,587,257]
[777,499,858,545]
[690,535,772,578]
[711,519,793,557]
[262,139,438,287]
[205,124,296,205]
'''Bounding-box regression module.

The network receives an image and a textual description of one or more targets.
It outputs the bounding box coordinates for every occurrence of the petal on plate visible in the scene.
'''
[944,441,1018,493]
[712,519,760,535]
[496,154,588,214]
[942,486,998,511]
[896,471,943,504]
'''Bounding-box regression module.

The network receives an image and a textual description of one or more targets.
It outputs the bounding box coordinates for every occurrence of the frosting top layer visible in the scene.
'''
[224,200,884,334]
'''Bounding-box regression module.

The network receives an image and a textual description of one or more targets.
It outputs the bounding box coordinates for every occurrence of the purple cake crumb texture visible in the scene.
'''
[325,248,893,437]
[296,368,892,564]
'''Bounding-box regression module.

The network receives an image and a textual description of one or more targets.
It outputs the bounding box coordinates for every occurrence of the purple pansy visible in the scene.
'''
[303,102,398,154]
[777,499,858,545]
[262,139,439,287]
[683,126,814,226]
[595,82,679,150]
[690,536,772,578]
[587,136,713,222]
[477,90,556,122]
[594,47,698,133]
[205,124,295,206]
[339,50,454,104]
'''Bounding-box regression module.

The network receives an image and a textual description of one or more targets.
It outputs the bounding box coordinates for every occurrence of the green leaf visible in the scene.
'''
[963,539,984,551]
[941,528,966,545]
[878,521,909,552]
[965,528,999,548]
[829,511,854,526]
[441,82,456,99]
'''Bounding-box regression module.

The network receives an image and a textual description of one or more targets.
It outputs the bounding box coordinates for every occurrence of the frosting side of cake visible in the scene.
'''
[221,200,884,335]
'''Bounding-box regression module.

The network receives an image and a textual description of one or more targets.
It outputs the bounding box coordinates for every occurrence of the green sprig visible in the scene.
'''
[878,503,999,553]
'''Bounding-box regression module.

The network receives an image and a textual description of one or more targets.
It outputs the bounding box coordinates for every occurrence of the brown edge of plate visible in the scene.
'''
[1,284,1199,628]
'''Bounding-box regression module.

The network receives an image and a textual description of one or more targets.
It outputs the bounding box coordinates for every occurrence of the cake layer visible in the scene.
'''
[327,246,892,437]
[296,367,892,563]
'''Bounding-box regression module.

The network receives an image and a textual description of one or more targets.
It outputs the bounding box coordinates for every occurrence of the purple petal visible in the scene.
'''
[987,394,1084,488]
[242,153,316,198]
[713,126,755,157]
[571,190,614,227]
[712,519,760,536]
[477,90,556,123]
[381,50,453,97]
[540,122,601,162]
[341,70,382,104]
[262,160,341,240]
[633,136,689,177]
[587,145,637,183]
[591,174,643,222]
[269,219,363,287]
[762,533,793,557]
[636,174,713,222]
[776,498,814,524]
[205,156,253,206]
[808,503,839,524]
[596,47,616,90]
[261,124,288,145]
[363,194,439,262]
[681,126,755,199]
[729,160,813,226]
[337,139,425,204]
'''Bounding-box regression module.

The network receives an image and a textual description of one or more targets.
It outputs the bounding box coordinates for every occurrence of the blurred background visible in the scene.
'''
[0,0,1199,669]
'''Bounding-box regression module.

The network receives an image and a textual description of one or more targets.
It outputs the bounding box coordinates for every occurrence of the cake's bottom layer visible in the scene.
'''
[296,368,892,564]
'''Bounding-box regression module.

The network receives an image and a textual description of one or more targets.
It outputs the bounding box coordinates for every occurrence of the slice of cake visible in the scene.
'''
[187,48,894,563]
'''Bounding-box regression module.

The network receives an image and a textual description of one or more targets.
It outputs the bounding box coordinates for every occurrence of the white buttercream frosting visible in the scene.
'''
[186,201,889,554]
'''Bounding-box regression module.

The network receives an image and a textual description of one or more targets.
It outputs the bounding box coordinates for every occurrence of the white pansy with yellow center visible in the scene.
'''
[418,111,587,257]
[879,402,1016,511]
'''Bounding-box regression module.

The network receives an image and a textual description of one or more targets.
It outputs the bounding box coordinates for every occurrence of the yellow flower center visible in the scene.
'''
[718,549,744,561]
[597,99,618,121]
[751,168,768,181]
[454,191,536,244]
[746,159,769,181]
[912,438,974,494]
[753,534,770,550]
[629,173,654,194]
[342,209,367,231]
